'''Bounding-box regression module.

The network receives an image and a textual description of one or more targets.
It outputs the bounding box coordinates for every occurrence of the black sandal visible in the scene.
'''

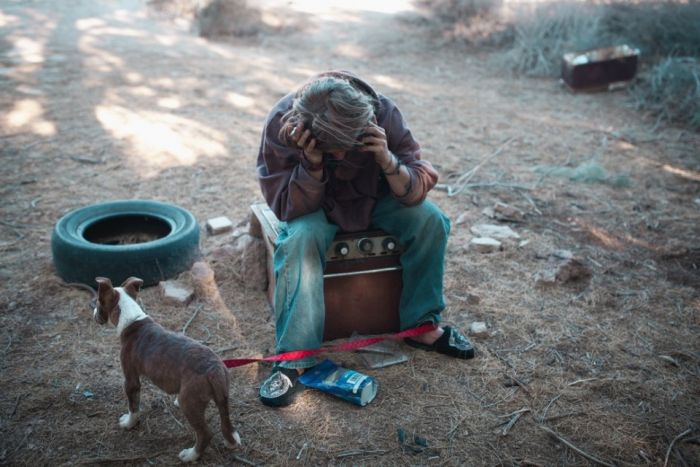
[405,326,475,359]
[259,367,305,407]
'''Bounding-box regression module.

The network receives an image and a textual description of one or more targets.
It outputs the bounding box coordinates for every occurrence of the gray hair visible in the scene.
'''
[280,77,375,152]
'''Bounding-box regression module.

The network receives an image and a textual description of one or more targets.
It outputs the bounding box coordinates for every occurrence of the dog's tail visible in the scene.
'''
[209,365,241,447]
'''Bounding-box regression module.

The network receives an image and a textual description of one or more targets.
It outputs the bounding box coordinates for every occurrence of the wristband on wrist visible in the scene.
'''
[301,150,324,172]
[380,155,394,172]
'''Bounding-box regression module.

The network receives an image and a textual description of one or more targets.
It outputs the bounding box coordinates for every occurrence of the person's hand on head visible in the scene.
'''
[291,122,323,167]
[361,122,391,166]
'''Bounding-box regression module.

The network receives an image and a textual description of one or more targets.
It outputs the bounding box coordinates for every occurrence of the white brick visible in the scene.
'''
[159,280,194,306]
[470,237,502,253]
[470,224,520,240]
[206,216,233,235]
[469,321,488,337]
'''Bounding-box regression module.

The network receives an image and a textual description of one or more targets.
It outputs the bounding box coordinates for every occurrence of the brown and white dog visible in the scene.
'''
[93,276,241,463]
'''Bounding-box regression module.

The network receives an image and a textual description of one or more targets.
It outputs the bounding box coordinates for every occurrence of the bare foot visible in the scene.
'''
[410,327,444,345]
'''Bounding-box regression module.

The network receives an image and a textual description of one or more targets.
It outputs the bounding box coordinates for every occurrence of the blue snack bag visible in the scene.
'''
[299,359,378,406]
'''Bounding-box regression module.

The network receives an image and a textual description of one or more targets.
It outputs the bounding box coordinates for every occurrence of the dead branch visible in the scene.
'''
[501,408,529,436]
[539,426,616,467]
[664,428,693,467]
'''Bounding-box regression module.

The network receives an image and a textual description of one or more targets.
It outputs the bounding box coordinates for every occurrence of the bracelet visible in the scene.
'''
[301,151,324,172]
[382,156,401,176]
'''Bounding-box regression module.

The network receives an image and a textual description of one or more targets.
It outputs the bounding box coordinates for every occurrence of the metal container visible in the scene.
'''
[562,45,640,91]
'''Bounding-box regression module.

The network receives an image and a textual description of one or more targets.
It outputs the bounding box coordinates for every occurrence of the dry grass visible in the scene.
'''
[629,57,700,132]
[420,0,700,131]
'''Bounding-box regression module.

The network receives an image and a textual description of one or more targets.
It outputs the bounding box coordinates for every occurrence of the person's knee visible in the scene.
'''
[281,210,336,251]
[413,202,450,242]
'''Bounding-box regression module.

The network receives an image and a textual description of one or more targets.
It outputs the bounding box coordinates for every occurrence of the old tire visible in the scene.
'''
[51,200,200,287]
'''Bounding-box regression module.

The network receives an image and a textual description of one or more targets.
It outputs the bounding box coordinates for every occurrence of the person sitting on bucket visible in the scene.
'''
[256,70,475,407]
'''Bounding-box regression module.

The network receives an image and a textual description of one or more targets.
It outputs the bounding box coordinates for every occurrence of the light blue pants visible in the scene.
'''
[272,196,451,369]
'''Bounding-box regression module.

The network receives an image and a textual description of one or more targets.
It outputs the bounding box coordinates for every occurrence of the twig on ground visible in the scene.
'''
[0,220,31,229]
[482,387,519,408]
[163,398,184,428]
[57,281,98,309]
[23,140,48,151]
[436,137,516,196]
[70,155,104,164]
[490,347,514,369]
[296,442,308,460]
[447,413,469,438]
[182,304,203,335]
[11,394,22,417]
[216,345,240,354]
[658,355,681,367]
[539,394,561,423]
[231,454,259,466]
[521,192,543,215]
[58,281,97,297]
[498,407,531,418]
[539,425,616,467]
[541,411,585,422]
[464,181,531,190]
[77,450,168,464]
[335,449,388,458]
[501,409,528,436]
[506,374,532,396]
[567,377,599,386]
[664,428,693,467]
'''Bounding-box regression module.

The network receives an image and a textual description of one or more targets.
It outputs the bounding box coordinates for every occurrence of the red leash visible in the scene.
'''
[223,323,437,368]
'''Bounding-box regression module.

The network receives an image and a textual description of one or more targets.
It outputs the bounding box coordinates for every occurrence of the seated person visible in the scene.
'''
[256,70,474,407]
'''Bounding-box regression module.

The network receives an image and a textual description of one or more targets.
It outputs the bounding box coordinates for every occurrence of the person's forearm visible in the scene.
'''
[379,152,411,197]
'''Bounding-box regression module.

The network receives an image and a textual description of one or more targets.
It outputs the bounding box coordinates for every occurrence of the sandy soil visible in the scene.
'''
[1,0,698,465]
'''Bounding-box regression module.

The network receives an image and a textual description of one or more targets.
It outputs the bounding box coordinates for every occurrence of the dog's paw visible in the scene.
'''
[224,431,242,448]
[119,412,139,429]
[178,447,200,463]
[173,397,179,408]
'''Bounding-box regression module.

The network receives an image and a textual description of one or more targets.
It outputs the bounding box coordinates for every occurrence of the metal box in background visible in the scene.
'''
[250,203,401,341]
[562,45,640,91]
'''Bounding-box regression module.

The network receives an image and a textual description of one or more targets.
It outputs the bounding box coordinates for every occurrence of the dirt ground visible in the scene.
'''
[1,0,699,465]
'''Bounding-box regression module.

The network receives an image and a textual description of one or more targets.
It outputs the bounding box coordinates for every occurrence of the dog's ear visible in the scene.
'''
[96,276,112,288]
[96,277,119,309]
[121,277,144,299]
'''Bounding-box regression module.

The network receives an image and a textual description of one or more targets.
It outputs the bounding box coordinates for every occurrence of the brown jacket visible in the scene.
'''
[256,71,438,232]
